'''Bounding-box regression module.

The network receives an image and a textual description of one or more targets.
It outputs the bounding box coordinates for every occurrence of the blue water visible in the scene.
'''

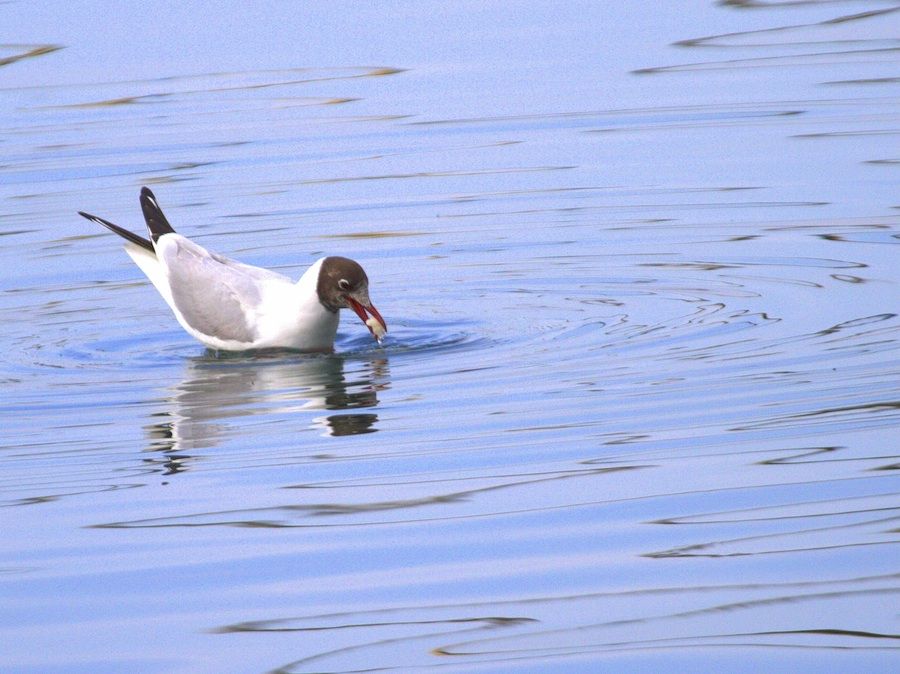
[1,2,898,672]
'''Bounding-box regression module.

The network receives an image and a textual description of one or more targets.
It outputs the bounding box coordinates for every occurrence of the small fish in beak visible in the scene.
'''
[345,295,387,343]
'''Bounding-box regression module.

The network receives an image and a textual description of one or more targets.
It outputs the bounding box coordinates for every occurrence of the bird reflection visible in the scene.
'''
[143,351,389,472]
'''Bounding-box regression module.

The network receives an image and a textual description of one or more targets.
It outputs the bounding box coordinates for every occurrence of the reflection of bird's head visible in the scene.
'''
[321,413,380,437]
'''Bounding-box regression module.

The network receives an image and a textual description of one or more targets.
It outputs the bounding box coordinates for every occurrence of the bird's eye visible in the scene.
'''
[338,279,351,291]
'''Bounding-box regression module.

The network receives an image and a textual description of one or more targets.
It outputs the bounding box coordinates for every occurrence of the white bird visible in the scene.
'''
[80,187,386,352]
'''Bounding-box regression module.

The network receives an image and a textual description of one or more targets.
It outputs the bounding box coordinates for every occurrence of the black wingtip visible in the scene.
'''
[139,186,176,242]
[80,210,154,252]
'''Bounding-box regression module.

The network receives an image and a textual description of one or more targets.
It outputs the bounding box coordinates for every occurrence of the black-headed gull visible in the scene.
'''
[79,187,386,352]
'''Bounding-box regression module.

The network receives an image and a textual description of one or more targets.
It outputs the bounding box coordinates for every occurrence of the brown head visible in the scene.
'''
[316,256,387,340]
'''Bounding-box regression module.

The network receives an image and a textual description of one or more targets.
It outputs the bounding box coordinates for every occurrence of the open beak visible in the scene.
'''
[345,296,387,342]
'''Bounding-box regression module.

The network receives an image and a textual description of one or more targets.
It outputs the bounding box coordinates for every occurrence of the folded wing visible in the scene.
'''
[157,235,290,345]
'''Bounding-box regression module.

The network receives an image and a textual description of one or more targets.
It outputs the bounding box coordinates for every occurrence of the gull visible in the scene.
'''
[79,187,386,352]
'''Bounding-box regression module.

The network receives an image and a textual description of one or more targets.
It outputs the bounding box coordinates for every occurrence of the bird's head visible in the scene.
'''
[317,256,387,341]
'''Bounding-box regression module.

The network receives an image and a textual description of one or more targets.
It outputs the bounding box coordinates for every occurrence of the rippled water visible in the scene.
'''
[2,2,899,672]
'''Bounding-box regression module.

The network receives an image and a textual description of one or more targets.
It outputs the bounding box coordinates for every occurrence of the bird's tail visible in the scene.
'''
[78,211,154,252]
[139,187,176,242]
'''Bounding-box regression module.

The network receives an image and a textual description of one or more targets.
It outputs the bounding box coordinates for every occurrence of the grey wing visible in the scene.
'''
[159,237,287,343]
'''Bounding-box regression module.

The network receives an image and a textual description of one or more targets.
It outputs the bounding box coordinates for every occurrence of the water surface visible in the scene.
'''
[1,2,898,672]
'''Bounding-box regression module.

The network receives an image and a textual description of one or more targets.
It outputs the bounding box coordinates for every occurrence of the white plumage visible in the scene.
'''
[81,188,386,352]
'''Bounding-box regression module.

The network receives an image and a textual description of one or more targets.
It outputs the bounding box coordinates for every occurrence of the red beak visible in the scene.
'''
[345,297,387,340]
